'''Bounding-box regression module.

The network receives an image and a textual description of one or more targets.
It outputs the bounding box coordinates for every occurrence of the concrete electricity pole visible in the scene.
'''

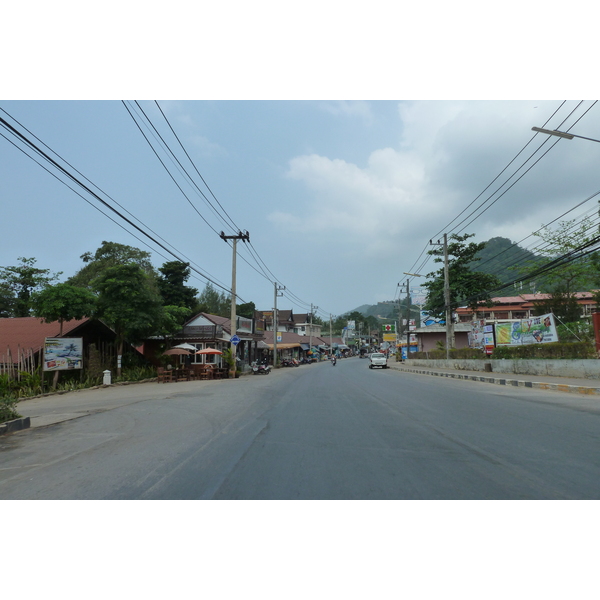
[273,283,285,367]
[309,304,318,358]
[430,234,453,359]
[329,314,335,357]
[220,230,250,375]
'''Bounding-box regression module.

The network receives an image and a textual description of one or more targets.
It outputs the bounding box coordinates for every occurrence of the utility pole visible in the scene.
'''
[430,234,453,359]
[406,280,411,351]
[220,230,250,376]
[273,283,285,367]
[309,304,318,359]
[329,314,334,357]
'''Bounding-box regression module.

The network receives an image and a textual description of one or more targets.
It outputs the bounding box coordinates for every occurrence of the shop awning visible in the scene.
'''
[300,343,310,350]
[265,343,302,350]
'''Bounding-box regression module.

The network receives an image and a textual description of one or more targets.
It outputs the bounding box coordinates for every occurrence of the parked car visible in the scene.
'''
[369,353,388,369]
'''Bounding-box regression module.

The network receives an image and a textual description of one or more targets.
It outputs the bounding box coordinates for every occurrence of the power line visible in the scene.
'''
[0,110,238,298]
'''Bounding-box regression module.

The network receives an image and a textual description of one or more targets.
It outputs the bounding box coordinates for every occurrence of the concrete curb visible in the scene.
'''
[0,416,31,436]
[395,366,600,396]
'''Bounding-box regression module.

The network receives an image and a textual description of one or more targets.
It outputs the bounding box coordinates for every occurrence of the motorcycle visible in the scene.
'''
[331,356,337,366]
[252,361,271,375]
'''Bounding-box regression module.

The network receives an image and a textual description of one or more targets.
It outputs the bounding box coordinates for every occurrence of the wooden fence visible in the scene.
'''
[0,346,38,380]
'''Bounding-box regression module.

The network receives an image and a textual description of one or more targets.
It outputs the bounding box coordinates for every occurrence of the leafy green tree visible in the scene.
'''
[68,241,157,289]
[236,301,256,319]
[0,281,15,318]
[93,264,164,376]
[0,257,61,317]
[514,217,600,294]
[197,283,231,317]
[155,305,193,338]
[31,283,97,335]
[157,261,198,313]
[422,234,502,319]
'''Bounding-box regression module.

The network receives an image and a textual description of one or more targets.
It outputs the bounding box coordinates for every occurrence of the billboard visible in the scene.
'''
[495,313,559,346]
[43,338,83,371]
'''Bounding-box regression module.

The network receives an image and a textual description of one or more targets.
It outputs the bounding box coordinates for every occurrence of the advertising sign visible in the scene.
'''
[236,316,253,333]
[495,313,559,346]
[383,333,396,342]
[382,324,395,332]
[470,320,486,350]
[43,338,83,371]
[421,311,443,327]
[483,325,495,355]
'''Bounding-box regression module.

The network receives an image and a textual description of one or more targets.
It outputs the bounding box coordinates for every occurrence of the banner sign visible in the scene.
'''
[382,324,395,332]
[421,311,443,327]
[469,320,486,350]
[483,325,495,354]
[495,313,559,346]
[43,337,83,371]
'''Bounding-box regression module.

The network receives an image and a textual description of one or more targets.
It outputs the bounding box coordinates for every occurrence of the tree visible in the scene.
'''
[422,234,502,318]
[68,241,157,289]
[514,217,600,295]
[0,257,61,317]
[0,281,15,318]
[157,261,198,313]
[236,301,256,319]
[31,283,97,335]
[197,283,231,317]
[93,264,164,376]
[155,305,193,339]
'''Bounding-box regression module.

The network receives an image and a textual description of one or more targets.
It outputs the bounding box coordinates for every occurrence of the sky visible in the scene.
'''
[3,99,600,320]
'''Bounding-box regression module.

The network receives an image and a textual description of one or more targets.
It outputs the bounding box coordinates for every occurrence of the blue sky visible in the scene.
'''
[3,99,600,319]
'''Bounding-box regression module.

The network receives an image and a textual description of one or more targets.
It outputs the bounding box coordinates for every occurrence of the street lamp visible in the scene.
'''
[532,126,600,144]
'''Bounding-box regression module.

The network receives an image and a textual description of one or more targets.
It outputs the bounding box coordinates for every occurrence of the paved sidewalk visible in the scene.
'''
[387,358,600,396]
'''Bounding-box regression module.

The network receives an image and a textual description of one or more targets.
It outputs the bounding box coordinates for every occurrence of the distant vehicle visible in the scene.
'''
[369,353,388,369]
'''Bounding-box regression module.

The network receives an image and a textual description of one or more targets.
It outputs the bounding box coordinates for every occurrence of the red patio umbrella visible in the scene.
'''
[195,347,223,355]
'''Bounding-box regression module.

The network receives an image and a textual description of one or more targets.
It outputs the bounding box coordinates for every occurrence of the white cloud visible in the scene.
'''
[318,101,373,122]
[271,100,600,285]
[189,134,228,158]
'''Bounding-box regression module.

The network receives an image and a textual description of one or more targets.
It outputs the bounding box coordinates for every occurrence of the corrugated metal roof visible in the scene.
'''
[0,316,90,358]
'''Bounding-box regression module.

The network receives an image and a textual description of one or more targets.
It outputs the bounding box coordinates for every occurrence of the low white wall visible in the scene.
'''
[404,358,600,380]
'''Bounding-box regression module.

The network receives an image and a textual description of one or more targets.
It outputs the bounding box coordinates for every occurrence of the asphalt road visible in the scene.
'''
[2,358,600,499]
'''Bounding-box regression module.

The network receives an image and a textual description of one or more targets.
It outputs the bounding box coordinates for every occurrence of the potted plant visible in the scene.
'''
[222,348,236,378]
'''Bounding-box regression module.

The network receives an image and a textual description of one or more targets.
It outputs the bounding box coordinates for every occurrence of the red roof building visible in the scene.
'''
[454,292,597,323]
[0,317,117,365]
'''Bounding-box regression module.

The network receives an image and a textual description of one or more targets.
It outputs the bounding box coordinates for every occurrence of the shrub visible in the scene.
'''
[490,341,596,360]
[411,341,596,360]
[0,396,21,423]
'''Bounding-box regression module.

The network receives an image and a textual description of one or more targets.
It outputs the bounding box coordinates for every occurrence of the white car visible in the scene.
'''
[369,353,388,369]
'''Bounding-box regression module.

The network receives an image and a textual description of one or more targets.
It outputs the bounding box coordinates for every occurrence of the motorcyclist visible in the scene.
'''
[331,354,337,366]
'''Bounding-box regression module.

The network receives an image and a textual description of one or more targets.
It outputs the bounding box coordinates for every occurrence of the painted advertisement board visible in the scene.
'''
[495,313,559,346]
[43,337,83,371]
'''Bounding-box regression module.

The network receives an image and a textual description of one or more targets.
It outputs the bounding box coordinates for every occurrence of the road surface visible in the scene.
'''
[1,358,599,499]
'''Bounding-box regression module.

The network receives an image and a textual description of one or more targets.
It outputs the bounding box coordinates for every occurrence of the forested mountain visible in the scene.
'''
[344,237,542,320]
[470,236,538,287]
